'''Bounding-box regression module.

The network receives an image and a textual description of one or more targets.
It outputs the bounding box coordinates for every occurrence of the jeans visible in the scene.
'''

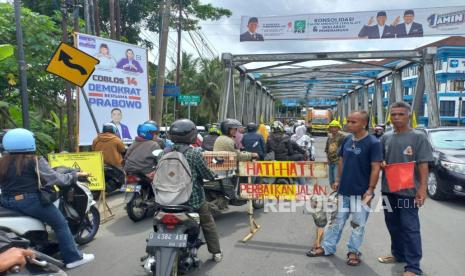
[328,163,338,186]
[383,193,422,275]
[1,193,82,264]
[321,195,370,255]
[197,202,221,254]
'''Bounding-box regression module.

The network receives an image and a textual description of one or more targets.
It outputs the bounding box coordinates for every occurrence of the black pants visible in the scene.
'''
[383,193,422,275]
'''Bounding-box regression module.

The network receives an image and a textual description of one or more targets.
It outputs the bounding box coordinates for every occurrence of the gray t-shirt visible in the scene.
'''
[381,129,434,197]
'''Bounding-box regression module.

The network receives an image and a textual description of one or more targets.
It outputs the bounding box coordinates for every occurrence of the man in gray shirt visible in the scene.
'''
[378,102,433,276]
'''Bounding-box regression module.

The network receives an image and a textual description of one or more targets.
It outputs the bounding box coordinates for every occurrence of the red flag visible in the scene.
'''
[384,162,415,193]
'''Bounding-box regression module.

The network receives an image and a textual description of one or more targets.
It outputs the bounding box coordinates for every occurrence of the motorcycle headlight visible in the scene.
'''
[440,160,465,175]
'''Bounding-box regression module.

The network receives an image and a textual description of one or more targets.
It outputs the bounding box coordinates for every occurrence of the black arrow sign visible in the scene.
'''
[58,50,88,75]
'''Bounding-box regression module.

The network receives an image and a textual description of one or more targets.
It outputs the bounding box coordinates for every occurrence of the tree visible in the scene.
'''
[0,3,67,152]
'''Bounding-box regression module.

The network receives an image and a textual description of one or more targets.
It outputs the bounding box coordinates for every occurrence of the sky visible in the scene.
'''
[164,0,465,69]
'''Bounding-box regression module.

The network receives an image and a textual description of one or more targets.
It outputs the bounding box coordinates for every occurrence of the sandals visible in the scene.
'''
[306,247,327,257]
[347,252,362,266]
[378,255,398,264]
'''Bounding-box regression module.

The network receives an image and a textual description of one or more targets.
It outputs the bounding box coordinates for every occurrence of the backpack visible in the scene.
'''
[152,145,193,206]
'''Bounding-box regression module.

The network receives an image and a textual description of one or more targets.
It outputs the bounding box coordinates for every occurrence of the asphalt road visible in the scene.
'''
[69,137,465,276]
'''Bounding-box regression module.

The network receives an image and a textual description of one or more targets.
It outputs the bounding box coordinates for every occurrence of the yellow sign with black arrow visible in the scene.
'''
[46,42,99,87]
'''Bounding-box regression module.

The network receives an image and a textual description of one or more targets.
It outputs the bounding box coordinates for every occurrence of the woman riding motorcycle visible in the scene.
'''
[0,128,94,269]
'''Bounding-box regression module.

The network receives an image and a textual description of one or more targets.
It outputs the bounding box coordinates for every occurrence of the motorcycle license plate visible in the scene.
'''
[120,184,141,193]
[147,232,188,248]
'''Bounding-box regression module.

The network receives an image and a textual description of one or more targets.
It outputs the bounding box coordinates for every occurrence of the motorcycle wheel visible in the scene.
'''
[252,199,264,209]
[127,192,148,222]
[75,205,100,245]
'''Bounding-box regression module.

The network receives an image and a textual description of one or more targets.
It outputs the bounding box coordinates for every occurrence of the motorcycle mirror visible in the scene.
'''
[213,157,225,165]
[152,149,163,157]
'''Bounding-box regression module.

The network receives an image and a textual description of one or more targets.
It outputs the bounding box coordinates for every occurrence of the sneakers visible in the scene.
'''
[212,251,223,262]
[66,253,95,269]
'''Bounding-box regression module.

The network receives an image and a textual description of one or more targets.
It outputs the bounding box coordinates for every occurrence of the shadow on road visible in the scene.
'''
[106,214,152,237]
[435,197,465,210]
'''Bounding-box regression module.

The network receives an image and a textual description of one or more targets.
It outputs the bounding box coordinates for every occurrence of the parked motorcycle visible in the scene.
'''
[0,230,67,276]
[142,205,203,276]
[103,165,126,193]
[0,169,100,257]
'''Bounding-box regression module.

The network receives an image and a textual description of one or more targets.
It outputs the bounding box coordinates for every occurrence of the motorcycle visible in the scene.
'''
[203,157,264,214]
[121,172,156,222]
[0,230,67,276]
[0,169,100,257]
[121,149,166,222]
[103,165,126,193]
[142,204,202,276]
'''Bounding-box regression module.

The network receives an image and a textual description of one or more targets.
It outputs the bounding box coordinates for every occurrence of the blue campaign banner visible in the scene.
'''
[151,84,181,97]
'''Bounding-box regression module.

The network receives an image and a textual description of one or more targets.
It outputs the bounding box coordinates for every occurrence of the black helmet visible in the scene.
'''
[246,122,258,132]
[144,120,159,132]
[102,123,117,134]
[220,119,242,136]
[169,119,197,144]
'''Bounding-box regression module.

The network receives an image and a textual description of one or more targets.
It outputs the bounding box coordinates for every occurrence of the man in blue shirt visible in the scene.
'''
[307,111,382,267]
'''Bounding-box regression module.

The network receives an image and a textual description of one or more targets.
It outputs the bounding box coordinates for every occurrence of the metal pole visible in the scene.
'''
[14,0,29,129]
[154,0,171,124]
[175,0,182,120]
[412,65,425,127]
[424,47,440,128]
[392,71,403,103]
[458,92,463,126]
[80,87,100,134]
[362,86,369,111]
[375,80,384,124]
[188,103,191,120]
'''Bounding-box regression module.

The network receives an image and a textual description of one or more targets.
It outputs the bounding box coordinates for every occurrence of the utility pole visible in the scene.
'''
[61,0,75,151]
[14,0,29,129]
[84,0,91,34]
[174,0,182,120]
[154,0,171,124]
[109,0,116,39]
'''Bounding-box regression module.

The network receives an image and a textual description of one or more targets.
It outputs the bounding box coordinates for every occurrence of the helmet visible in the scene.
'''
[3,128,36,153]
[271,121,284,133]
[220,119,242,136]
[208,126,221,136]
[246,122,258,132]
[102,123,117,133]
[144,120,159,131]
[137,123,158,140]
[328,120,342,129]
[375,124,385,131]
[169,119,197,144]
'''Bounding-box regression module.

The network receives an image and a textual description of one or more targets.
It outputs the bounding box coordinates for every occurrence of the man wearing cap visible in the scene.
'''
[325,120,346,188]
[394,10,423,38]
[240,17,264,42]
[358,11,395,39]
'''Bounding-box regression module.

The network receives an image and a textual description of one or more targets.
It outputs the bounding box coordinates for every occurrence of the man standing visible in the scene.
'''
[378,102,433,276]
[325,120,345,187]
[110,108,132,140]
[240,17,264,42]
[307,111,382,267]
[394,10,423,38]
[358,11,395,39]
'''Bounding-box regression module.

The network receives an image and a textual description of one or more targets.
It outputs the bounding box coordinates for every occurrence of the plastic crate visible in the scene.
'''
[202,151,237,172]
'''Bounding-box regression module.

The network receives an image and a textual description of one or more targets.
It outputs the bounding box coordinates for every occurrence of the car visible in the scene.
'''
[419,127,465,200]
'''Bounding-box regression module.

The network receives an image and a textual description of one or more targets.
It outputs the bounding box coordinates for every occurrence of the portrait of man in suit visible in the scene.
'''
[240,17,264,42]
[394,10,424,38]
[110,108,132,140]
[358,11,395,39]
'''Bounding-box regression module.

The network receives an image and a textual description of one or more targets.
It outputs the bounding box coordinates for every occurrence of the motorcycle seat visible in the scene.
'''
[157,204,193,213]
[0,206,25,217]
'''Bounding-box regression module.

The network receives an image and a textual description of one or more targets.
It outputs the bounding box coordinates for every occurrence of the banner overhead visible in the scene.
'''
[240,6,465,41]
[75,33,150,145]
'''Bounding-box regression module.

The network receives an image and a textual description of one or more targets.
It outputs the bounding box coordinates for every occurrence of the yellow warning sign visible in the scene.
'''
[48,152,105,191]
[45,42,99,87]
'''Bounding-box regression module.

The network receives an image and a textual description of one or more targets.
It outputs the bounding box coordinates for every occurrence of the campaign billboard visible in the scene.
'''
[240,6,465,41]
[75,33,150,145]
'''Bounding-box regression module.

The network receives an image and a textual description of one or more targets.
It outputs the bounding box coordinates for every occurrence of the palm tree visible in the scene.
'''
[196,58,223,123]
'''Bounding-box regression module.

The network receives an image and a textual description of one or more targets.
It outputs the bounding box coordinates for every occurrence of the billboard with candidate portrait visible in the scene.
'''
[75,33,150,145]
[240,6,465,41]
